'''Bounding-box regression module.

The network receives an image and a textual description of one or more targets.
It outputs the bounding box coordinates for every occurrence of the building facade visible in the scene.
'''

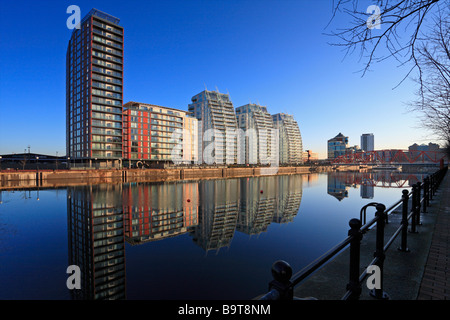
[66,9,124,166]
[361,133,375,152]
[272,113,303,165]
[188,90,238,165]
[235,104,278,165]
[303,150,319,162]
[328,133,349,159]
[123,101,198,165]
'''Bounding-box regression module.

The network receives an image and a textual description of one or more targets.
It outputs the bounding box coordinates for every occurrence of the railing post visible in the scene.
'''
[370,203,389,300]
[268,260,293,300]
[416,182,422,225]
[431,174,436,196]
[423,177,429,213]
[346,218,363,300]
[429,175,433,200]
[409,184,418,234]
[398,190,410,253]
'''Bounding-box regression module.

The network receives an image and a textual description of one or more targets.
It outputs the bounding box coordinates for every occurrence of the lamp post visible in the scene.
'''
[0,155,2,171]
[67,156,71,169]
[36,156,39,171]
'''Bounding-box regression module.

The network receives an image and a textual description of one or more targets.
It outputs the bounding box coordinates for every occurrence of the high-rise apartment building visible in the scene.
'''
[188,90,238,164]
[123,102,198,165]
[328,133,349,159]
[272,113,303,164]
[66,9,124,167]
[235,104,278,165]
[361,133,374,152]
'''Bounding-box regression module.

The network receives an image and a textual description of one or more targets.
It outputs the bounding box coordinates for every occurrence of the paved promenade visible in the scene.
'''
[293,169,449,300]
[417,171,450,300]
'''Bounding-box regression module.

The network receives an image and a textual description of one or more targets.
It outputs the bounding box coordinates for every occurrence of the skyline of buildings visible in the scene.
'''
[2,2,444,161]
[65,9,304,167]
[3,7,438,163]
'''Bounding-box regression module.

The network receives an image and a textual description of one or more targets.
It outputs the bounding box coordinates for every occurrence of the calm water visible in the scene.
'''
[0,171,427,300]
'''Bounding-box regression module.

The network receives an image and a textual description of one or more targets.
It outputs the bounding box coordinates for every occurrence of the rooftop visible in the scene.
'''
[81,8,121,25]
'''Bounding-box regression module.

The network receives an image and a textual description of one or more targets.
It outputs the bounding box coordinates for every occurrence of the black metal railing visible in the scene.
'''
[259,166,448,300]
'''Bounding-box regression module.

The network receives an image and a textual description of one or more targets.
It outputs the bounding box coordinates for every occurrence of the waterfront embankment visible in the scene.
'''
[0,165,334,190]
[291,168,450,300]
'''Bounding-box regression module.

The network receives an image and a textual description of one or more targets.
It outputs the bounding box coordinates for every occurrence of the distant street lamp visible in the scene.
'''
[67,156,71,169]
[36,156,39,171]
[0,155,2,171]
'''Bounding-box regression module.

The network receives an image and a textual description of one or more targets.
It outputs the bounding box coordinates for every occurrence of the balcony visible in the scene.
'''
[92,43,123,57]
[93,28,123,43]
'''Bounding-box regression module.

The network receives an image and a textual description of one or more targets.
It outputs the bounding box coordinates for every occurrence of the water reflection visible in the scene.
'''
[327,171,426,201]
[66,175,303,299]
[67,184,126,300]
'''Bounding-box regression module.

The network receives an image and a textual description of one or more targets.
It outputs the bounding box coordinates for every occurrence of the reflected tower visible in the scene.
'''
[123,182,199,244]
[273,175,303,223]
[191,179,240,253]
[67,184,126,300]
[237,176,277,235]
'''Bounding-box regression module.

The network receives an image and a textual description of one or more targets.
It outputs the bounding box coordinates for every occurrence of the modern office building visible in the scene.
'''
[188,90,238,165]
[361,133,375,152]
[272,113,303,165]
[66,9,124,167]
[328,133,349,159]
[235,104,278,165]
[123,101,198,165]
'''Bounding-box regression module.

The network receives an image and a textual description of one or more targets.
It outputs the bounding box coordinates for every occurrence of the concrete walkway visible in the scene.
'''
[293,170,449,300]
[417,172,450,300]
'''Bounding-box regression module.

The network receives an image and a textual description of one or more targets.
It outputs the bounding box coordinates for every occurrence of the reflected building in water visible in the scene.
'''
[190,179,240,253]
[272,175,303,223]
[327,171,426,200]
[327,173,349,201]
[360,184,374,199]
[237,177,277,235]
[67,184,126,300]
[123,182,199,244]
[66,174,304,298]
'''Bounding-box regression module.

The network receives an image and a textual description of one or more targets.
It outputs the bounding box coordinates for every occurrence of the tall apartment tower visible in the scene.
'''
[361,133,374,152]
[272,113,303,165]
[66,9,124,167]
[235,104,278,165]
[188,90,238,164]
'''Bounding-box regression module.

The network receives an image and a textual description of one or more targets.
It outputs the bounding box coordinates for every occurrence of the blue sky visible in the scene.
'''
[0,0,437,158]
